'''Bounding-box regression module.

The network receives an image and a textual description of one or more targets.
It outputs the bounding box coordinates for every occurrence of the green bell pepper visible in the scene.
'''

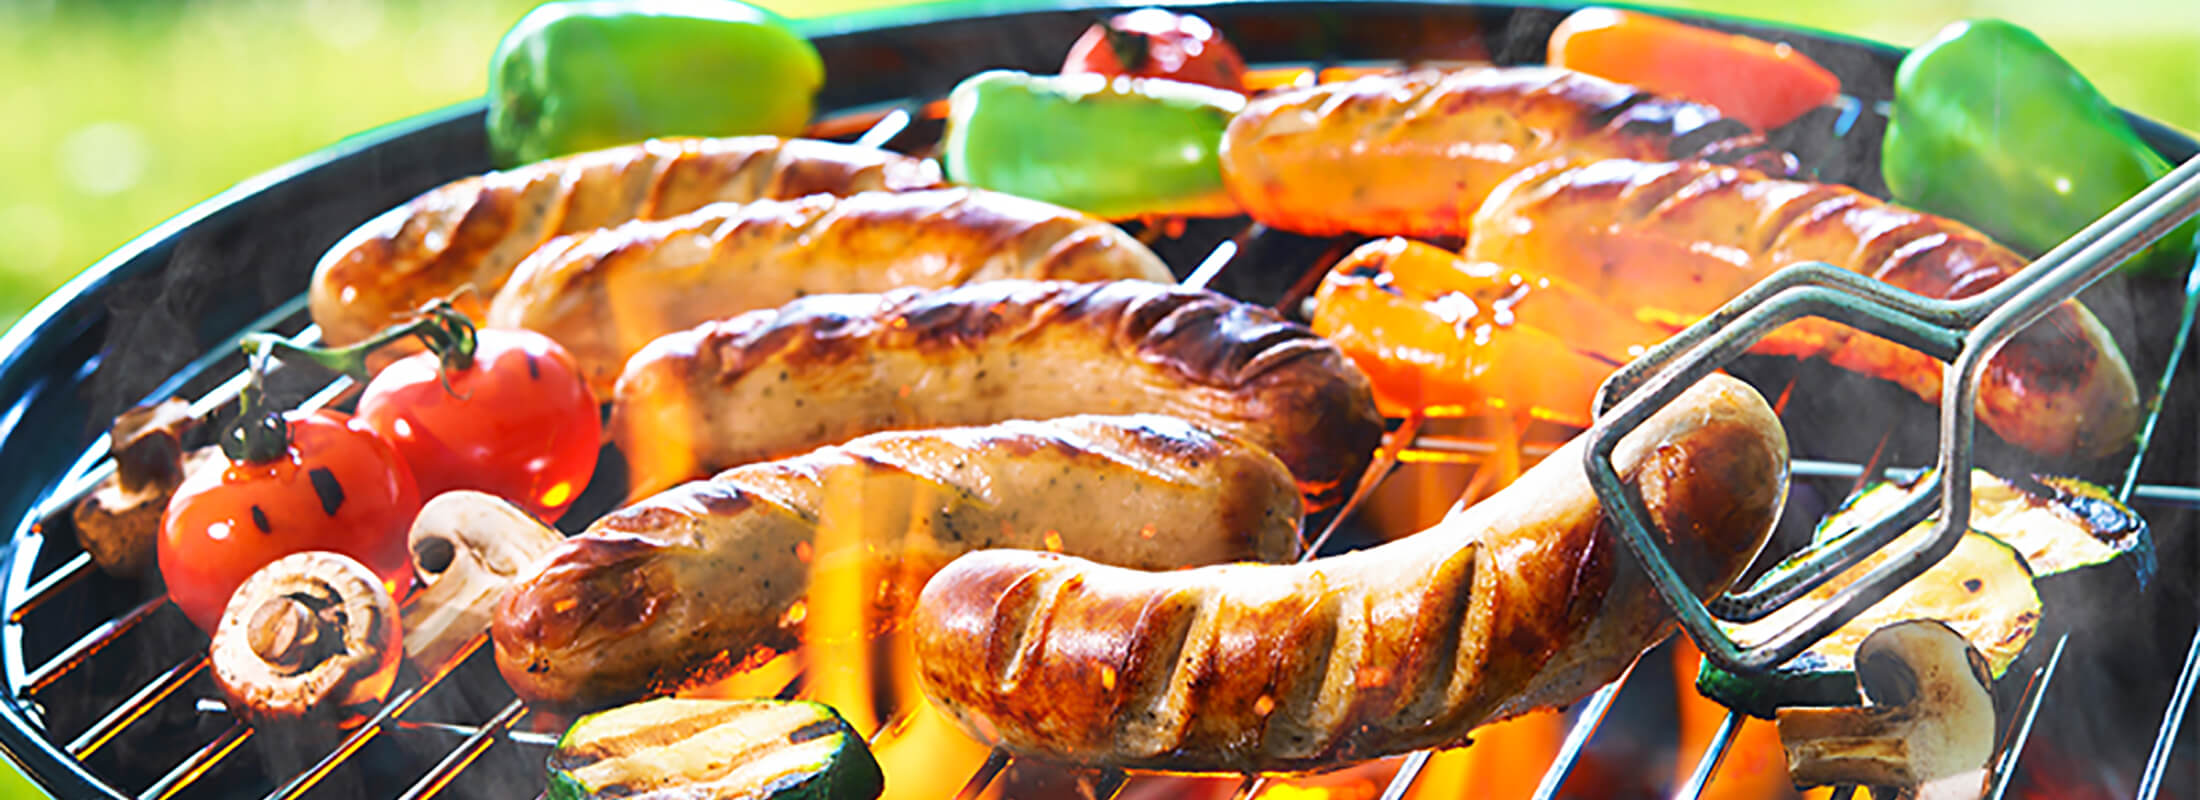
[1883,18,2194,278]
[942,70,1246,220]
[487,0,825,167]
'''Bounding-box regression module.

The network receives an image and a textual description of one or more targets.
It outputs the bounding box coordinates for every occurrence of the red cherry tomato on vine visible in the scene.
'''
[1062,8,1248,92]
[355,328,599,522]
[159,410,421,634]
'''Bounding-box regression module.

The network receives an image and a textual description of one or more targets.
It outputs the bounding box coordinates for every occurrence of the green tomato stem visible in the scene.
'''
[219,302,480,463]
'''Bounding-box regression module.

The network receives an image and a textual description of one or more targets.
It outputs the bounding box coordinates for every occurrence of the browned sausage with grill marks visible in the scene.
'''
[310,136,942,346]
[910,374,1786,773]
[487,188,1172,395]
[492,414,1305,711]
[1219,65,1793,238]
[1464,157,2139,459]
[610,280,1385,509]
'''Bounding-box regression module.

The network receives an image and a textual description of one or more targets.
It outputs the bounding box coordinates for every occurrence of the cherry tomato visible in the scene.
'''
[1062,8,1248,92]
[159,410,422,634]
[355,328,599,522]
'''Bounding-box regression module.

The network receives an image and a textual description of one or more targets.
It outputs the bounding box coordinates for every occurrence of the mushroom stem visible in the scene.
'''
[1776,620,1997,798]
[248,596,327,673]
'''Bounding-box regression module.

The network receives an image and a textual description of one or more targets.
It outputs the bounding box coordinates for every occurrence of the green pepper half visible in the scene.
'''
[487,0,825,168]
[943,70,1246,220]
[1883,18,2195,278]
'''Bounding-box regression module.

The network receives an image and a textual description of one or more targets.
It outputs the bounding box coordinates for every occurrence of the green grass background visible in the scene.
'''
[0,0,2194,796]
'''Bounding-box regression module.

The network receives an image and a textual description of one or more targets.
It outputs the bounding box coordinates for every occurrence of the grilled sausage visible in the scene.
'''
[1218,65,1794,238]
[487,189,1173,395]
[492,414,1304,711]
[1464,158,2140,459]
[310,136,942,347]
[611,280,1385,509]
[910,374,1786,773]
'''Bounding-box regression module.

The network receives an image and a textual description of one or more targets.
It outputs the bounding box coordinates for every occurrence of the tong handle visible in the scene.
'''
[1589,153,2200,675]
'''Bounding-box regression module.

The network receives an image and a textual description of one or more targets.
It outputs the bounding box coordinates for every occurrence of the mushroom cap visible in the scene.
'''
[210,551,402,727]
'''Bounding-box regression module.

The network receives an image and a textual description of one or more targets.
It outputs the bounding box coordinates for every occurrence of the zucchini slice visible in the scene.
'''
[548,698,883,800]
[1824,470,2153,590]
[1697,525,2041,718]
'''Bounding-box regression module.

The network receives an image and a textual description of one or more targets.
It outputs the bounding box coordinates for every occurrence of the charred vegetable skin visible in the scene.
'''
[1885,19,2196,278]
[159,409,422,634]
[944,71,1245,220]
[1310,238,1668,424]
[310,136,942,349]
[612,280,1384,508]
[1468,158,2140,460]
[489,188,1173,396]
[495,414,1305,711]
[911,375,1786,772]
[548,698,882,800]
[1219,65,1796,238]
[1695,528,2039,718]
[486,0,824,167]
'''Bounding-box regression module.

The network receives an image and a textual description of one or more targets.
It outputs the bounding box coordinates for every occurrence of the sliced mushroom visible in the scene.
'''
[211,551,401,728]
[400,491,564,673]
[71,399,215,578]
[1777,619,1997,799]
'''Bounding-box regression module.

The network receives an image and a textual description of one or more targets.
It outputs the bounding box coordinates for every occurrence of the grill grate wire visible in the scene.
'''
[1,60,2194,800]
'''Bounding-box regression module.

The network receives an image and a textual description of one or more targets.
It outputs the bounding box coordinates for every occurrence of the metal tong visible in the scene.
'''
[1585,153,2200,675]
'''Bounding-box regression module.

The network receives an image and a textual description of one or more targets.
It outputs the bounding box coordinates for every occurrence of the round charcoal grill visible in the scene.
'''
[0,2,2194,799]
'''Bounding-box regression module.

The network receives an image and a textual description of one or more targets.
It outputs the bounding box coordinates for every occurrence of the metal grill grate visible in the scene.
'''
[4,30,2198,800]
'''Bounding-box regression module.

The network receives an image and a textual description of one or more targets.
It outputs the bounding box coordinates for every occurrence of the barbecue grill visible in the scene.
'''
[0,2,2194,798]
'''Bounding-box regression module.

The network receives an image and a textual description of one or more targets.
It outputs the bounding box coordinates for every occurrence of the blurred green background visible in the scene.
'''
[0,0,2194,796]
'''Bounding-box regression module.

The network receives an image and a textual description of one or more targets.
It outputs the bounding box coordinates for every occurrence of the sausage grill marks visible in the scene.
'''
[1466,158,2140,459]
[310,136,943,348]
[910,375,1788,773]
[487,188,1174,395]
[492,414,1307,711]
[1220,65,1797,238]
[612,280,1386,509]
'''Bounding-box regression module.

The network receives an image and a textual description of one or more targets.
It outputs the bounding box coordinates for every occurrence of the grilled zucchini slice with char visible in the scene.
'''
[548,698,883,800]
[1697,469,2149,718]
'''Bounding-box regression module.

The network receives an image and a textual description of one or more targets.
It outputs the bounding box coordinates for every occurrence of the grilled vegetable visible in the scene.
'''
[400,491,564,674]
[486,0,824,167]
[943,70,1245,220]
[1777,621,1997,797]
[1829,470,2153,605]
[1309,237,1670,424]
[1884,18,2196,279]
[1695,513,2041,718]
[1062,8,1248,92]
[547,698,882,800]
[73,400,216,578]
[1546,7,1840,130]
[210,551,402,728]
[159,404,421,634]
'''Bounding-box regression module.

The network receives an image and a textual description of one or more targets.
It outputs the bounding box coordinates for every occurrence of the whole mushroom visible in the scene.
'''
[399,491,565,674]
[210,551,401,727]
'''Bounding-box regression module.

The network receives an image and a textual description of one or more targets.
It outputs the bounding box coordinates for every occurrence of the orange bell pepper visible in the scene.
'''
[1309,238,1667,426]
[1548,7,1840,130]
